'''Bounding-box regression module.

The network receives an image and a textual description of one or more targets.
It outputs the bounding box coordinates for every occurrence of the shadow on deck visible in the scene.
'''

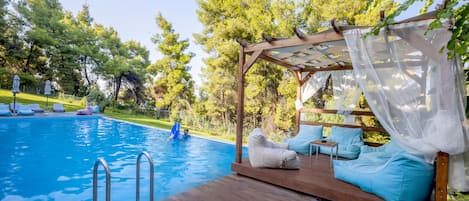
[231,154,383,201]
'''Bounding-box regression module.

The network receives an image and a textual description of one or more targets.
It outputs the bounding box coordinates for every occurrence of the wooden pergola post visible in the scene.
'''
[235,43,262,163]
[235,45,246,163]
[436,152,449,201]
[294,71,302,134]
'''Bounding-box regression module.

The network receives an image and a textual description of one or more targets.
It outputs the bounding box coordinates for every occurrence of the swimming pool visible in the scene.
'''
[0,116,247,201]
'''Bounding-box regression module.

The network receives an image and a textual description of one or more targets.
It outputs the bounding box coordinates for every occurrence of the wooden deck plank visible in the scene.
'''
[164,174,319,201]
[231,154,383,201]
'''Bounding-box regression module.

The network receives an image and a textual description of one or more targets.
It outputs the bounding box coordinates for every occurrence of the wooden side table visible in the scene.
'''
[310,140,339,166]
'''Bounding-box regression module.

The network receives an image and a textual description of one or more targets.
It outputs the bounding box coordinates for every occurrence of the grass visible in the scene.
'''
[104,108,240,143]
[0,89,83,111]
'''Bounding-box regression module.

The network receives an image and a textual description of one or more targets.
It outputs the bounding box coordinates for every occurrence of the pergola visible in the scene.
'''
[233,10,452,201]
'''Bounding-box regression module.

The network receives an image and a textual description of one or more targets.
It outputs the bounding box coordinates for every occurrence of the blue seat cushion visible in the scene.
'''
[287,125,323,154]
[321,126,363,159]
[334,152,434,201]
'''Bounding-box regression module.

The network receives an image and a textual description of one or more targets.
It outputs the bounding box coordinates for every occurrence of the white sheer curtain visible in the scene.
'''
[331,70,361,124]
[296,71,330,110]
[344,19,469,191]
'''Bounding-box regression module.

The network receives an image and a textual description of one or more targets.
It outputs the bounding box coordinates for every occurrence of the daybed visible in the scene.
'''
[333,141,434,201]
[248,128,300,169]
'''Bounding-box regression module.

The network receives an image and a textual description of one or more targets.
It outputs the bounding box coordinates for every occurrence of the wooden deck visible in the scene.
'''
[164,174,319,201]
[232,154,383,201]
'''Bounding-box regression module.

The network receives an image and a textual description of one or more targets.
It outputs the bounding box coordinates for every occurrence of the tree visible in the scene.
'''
[94,24,150,103]
[15,0,85,94]
[298,0,398,32]
[0,0,27,88]
[121,40,150,104]
[195,0,400,134]
[369,0,468,66]
[69,5,104,91]
[147,13,195,119]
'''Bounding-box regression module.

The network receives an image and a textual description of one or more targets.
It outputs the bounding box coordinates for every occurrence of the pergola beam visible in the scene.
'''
[300,65,353,72]
[243,50,262,74]
[331,19,342,34]
[294,27,307,39]
[300,71,316,86]
[262,33,277,43]
[236,38,249,47]
[257,54,296,68]
[244,31,344,53]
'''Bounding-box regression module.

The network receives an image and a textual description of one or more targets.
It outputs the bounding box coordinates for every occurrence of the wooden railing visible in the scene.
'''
[298,108,387,133]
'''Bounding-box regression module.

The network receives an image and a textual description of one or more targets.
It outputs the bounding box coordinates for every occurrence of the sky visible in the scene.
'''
[59,0,435,89]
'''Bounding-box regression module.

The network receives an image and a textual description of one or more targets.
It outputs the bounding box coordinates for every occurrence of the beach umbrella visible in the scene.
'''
[44,80,51,110]
[12,75,20,113]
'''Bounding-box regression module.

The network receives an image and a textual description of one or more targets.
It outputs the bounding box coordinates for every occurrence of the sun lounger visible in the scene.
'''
[0,104,12,116]
[9,103,22,113]
[17,104,34,116]
[52,104,65,112]
[29,104,45,113]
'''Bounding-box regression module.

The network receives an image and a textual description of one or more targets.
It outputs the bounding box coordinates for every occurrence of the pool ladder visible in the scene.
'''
[93,151,155,201]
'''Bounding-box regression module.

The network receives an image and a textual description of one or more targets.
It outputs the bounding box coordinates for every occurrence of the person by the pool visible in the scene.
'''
[182,128,190,139]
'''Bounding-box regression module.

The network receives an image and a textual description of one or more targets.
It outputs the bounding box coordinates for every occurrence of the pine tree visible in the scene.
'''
[147,13,195,119]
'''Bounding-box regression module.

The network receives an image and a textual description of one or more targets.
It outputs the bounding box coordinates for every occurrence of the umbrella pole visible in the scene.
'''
[13,92,16,114]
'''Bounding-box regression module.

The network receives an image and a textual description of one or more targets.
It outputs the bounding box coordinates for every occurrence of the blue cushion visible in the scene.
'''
[321,126,363,159]
[327,126,362,144]
[334,152,434,201]
[287,125,323,154]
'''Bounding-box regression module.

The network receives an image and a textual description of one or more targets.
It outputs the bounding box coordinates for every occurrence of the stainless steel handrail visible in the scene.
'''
[93,158,111,201]
[136,151,155,201]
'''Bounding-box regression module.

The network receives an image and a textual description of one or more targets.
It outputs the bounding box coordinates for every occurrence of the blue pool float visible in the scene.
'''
[171,122,181,139]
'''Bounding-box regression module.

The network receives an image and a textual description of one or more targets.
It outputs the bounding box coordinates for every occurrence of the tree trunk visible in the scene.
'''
[83,56,91,86]
[114,75,122,101]
[24,42,34,72]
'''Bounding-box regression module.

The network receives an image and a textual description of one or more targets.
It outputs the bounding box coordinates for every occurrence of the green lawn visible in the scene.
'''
[0,89,83,111]
[104,108,239,143]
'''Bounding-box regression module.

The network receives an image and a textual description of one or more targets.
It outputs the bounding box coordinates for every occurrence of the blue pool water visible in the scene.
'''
[0,116,247,201]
